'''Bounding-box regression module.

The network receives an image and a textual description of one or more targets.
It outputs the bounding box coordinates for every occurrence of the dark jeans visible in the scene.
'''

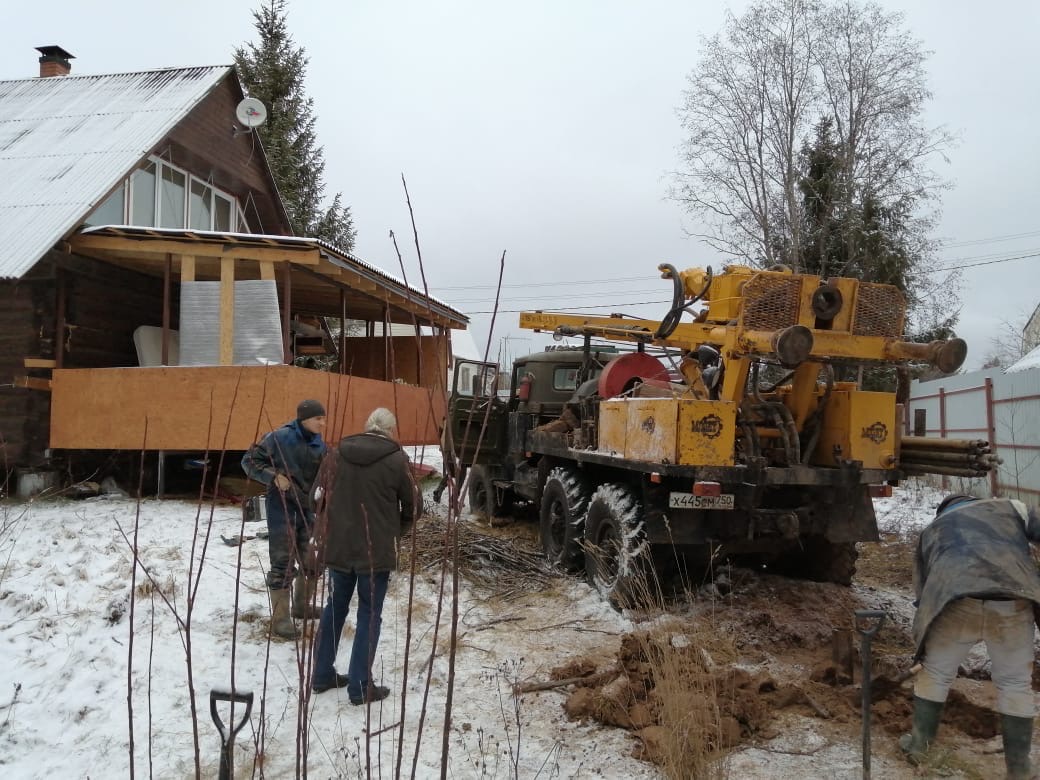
[265,489,314,590]
[312,568,390,698]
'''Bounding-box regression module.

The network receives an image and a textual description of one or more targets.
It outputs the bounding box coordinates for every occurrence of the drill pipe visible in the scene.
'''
[901,436,991,452]
[901,465,989,478]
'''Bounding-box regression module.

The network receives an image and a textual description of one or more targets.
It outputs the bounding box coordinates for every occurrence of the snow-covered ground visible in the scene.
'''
[0,475,949,778]
[0,475,656,778]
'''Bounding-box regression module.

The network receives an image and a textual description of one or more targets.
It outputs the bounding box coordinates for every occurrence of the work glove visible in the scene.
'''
[273,473,292,491]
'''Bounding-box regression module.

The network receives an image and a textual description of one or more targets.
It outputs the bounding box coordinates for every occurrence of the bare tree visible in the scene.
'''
[675,0,955,290]
[676,0,818,264]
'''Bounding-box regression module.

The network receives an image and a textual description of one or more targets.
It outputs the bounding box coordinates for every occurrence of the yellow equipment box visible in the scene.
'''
[597,400,628,456]
[811,389,896,468]
[615,398,735,466]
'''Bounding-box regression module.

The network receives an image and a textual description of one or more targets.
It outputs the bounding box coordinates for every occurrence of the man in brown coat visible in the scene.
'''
[310,408,416,704]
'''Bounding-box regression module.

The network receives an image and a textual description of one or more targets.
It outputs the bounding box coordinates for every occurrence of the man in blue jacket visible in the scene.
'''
[902,493,1040,779]
[242,399,328,639]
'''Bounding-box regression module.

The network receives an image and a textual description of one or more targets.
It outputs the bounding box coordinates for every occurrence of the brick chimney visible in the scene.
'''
[36,45,74,77]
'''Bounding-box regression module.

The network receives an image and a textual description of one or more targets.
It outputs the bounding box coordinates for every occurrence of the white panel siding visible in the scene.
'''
[909,367,1040,499]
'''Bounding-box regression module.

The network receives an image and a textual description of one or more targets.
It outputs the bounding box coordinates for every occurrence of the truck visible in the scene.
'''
[446,264,996,605]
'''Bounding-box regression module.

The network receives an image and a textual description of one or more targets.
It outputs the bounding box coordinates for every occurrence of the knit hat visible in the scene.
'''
[296,399,326,421]
[935,493,977,517]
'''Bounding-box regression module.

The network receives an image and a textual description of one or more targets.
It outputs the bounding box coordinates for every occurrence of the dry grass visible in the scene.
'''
[623,567,733,779]
[134,574,178,600]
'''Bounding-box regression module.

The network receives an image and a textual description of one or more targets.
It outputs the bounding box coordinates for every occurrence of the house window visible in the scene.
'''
[84,185,126,226]
[84,156,249,232]
[189,178,212,230]
[214,193,232,232]
[130,162,156,225]
[159,166,186,228]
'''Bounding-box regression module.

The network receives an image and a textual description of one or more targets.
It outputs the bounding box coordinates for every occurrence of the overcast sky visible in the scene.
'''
[5,0,1039,370]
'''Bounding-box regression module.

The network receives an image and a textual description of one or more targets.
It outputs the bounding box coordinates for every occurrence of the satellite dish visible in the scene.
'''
[235,97,268,129]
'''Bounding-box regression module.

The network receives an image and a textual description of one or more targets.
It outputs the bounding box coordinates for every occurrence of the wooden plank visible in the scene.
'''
[220,258,235,365]
[180,254,196,282]
[49,365,444,450]
[69,235,321,264]
[13,375,52,391]
[23,358,57,369]
[259,260,275,281]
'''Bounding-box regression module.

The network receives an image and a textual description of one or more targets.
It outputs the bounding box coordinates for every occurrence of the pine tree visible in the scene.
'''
[234,0,356,251]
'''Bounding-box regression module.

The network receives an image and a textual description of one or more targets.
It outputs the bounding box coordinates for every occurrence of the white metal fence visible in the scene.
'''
[908,367,1040,500]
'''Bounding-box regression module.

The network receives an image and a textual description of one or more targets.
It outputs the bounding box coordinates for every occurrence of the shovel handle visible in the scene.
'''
[210,688,254,742]
[854,609,886,638]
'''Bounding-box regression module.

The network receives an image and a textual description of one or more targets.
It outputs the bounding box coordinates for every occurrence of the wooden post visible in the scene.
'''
[339,288,347,374]
[161,253,171,366]
[181,255,196,282]
[281,263,292,364]
[939,386,948,490]
[220,257,235,366]
[259,260,275,281]
[985,377,998,497]
[54,268,66,369]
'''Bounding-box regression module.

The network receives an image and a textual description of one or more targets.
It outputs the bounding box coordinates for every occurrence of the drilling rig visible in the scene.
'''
[447,264,996,604]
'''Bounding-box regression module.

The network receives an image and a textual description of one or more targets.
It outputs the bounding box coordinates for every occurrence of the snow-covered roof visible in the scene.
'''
[450,328,482,360]
[1006,342,1040,373]
[0,65,231,279]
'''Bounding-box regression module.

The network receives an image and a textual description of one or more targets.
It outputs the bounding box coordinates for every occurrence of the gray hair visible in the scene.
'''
[365,407,398,436]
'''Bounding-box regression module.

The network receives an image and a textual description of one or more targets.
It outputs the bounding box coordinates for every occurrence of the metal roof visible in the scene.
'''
[0,65,232,279]
[77,224,470,327]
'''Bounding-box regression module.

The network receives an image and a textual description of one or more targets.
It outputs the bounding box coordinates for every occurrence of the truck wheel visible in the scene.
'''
[467,466,495,520]
[808,539,858,585]
[777,537,858,585]
[584,484,651,607]
[539,467,590,571]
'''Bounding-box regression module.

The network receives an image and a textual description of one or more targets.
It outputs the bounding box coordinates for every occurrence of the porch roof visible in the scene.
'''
[70,225,468,329]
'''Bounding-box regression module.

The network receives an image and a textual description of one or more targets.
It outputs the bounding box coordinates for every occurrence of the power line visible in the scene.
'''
[928,250,1040,273]
[468,299,671,315]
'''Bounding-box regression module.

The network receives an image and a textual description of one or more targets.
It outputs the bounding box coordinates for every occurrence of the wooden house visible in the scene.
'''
[0,48,467,477]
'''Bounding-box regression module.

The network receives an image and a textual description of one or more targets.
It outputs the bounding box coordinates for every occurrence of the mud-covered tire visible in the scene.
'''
[810,539,858,585]
[467,466,495,520]
[777,537,858,586]
[539,467,590,571]
[583,484,652,607]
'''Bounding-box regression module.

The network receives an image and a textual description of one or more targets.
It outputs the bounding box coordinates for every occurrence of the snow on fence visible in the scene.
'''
[908,366,1040,500]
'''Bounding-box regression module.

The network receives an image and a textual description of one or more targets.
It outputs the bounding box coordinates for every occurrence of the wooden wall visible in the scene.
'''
[0,276,51,465]
[164,75,289,235]
[50,365,445,450]
[344,335,450,397]
[0,251,171,466]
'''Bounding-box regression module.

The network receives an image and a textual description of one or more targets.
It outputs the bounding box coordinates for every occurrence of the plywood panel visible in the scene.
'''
[50,365,445,451]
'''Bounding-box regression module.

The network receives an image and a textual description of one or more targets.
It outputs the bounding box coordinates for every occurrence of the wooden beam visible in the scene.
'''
[24,358,57,369]
[282,263,292,364]
[220,258,235,365]
[339,289,347,375]
[259,260,275,281]
[14,375,52,391]
[69,235,321,264]
[54,268,66,369]
[180,254,196,282]
[162,253,172,366]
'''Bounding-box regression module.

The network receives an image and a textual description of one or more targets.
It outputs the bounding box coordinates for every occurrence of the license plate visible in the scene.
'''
[668,492,735,510]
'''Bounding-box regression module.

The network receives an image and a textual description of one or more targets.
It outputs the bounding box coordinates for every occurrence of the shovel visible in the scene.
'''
[854,610,886,780]
[210,687,254,780]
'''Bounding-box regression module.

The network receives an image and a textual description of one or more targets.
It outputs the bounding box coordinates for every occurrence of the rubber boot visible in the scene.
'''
[899,696,944,764]
[1001,714,1034,780]
[270,588,298,639]
[291,576,322,620]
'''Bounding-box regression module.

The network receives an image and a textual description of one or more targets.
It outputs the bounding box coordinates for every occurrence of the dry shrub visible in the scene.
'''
[135,575,177,600]
[628,630,731,780]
